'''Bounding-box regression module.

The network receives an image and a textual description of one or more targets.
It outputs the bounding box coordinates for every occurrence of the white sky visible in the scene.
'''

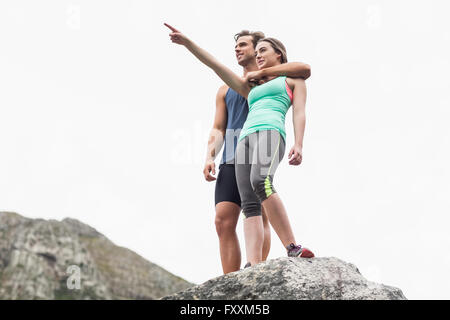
[1,0,449,300]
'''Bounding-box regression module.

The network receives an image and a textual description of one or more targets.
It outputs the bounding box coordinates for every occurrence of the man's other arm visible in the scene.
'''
[203,85,228,181]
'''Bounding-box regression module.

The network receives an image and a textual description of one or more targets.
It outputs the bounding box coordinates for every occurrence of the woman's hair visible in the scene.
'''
[234,30,266,49]
[258,37,288,64]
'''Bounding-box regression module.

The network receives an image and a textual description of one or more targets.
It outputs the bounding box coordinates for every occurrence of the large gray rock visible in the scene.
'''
[0,211,194,299]
[162,257,406,300]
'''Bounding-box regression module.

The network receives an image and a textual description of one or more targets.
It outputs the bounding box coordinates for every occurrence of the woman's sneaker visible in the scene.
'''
[286,243,315,258]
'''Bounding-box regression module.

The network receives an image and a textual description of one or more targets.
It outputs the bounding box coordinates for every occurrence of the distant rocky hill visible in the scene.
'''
[0,211,194,299]
[0,211,407,300]
[162,257,406,300]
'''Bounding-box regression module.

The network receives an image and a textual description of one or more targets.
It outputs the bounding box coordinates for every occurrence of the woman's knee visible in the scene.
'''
[251,175,276,203]
[241,201,262,219]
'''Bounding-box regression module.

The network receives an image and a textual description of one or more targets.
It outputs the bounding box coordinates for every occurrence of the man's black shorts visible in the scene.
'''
[214,163,242,207]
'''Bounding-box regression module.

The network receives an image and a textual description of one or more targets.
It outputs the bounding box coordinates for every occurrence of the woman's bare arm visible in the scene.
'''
[165,23,251,98]
[287,78,307,166]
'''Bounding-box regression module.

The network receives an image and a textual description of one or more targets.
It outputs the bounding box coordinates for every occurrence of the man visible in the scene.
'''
[203,30,311,274]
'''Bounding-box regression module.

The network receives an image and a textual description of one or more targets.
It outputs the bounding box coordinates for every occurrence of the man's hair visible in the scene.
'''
[234,30,266,49]
[258,37,288,64]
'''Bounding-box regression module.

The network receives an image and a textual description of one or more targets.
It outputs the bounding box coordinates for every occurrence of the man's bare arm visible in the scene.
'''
[203,85,228,181]
[165,23,251,98]
[261,62,311,79]
[246,62,311,85]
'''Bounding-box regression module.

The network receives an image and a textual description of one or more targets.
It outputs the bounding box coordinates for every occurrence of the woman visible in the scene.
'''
[165,23,314,267]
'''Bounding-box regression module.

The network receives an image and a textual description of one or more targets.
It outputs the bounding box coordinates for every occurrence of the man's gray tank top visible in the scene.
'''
[220,88,249,165]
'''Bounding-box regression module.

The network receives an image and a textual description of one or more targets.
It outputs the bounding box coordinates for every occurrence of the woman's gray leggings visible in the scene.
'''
[234,129,286,218]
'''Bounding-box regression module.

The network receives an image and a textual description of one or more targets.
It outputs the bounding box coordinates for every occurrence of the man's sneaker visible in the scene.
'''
[286,243,315,258]
[244,262,251,268]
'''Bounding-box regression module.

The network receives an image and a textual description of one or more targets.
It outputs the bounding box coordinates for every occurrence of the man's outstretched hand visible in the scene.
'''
[164,23,190,46]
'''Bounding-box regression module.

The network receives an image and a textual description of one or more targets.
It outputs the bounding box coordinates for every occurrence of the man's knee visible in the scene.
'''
[261,206,270,226]
[215,204,239,237]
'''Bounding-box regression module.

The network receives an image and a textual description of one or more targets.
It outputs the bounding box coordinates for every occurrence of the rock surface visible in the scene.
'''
[162,257,406,300]
[0,211,194,299]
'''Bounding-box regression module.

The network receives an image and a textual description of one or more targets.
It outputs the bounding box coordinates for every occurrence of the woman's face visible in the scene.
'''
[255,41,281,69]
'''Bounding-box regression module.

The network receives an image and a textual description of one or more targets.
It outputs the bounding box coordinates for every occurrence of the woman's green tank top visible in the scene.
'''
[238,76,292,143]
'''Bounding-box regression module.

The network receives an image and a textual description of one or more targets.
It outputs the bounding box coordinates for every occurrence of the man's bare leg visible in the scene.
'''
[215,201,241,274]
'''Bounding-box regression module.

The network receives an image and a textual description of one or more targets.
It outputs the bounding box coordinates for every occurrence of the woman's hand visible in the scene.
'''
[288,145,303,166]
[164,23,191,46]
[245,70,267,87]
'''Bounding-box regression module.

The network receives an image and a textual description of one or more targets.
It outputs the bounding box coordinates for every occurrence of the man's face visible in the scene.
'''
[235,35,256,66]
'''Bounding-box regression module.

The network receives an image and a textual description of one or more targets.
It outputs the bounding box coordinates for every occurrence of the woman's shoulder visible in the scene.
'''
[285,77,305,89]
